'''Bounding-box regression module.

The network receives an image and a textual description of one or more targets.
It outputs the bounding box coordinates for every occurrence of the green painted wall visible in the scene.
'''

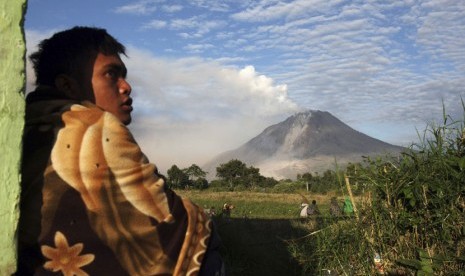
[0,0,27,274]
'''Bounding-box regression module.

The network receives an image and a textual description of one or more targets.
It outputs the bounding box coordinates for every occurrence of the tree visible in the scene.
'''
[167,165,189,189]
[317,169,339,192]
[244,166,261,188]
[216,159,248,189]
[216,159,277,189]
[300,172,313,182]
[299,172,313,191]
[192,177,208,190]
[183,164,207,180]
[183,164,208,189]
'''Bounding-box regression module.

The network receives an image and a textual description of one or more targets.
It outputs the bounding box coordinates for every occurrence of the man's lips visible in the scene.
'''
[122,98,133,112]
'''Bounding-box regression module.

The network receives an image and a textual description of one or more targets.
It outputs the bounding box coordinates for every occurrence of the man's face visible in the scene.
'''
[90,53,133,125]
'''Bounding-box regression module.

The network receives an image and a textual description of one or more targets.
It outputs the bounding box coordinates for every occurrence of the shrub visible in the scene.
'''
[290,106,465,275]
[272,181,305,193]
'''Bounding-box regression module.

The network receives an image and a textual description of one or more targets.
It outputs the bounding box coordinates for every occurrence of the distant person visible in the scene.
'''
[222,203,234,221]
[300,203,309,218]
[18,26,223,275]
[306,200,320,216]
[343,197,354,216]
[329,197,342,217]
[205,206,217,217]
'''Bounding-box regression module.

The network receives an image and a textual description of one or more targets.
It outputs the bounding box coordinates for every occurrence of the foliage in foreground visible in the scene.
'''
[290,109,465,275]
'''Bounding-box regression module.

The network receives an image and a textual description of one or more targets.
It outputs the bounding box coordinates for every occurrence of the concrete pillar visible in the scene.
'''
[0,0,27,273]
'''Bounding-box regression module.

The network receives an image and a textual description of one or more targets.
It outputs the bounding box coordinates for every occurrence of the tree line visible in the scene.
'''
[165,159,349,193]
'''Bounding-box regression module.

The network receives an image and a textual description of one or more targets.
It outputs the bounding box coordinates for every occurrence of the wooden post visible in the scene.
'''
[344,175,359,221]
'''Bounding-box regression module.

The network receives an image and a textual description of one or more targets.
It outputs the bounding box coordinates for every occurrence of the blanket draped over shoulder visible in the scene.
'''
[18,88,211,276]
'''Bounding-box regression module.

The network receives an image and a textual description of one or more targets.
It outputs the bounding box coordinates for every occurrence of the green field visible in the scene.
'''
[177,170,464,275]
[177,190,341,219]
[177,190,345,275]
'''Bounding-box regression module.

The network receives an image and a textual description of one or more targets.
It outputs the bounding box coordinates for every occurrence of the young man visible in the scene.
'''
[18,26,223,275]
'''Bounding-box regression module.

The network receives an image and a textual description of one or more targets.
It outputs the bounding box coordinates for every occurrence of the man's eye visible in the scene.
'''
[106,70,118,79]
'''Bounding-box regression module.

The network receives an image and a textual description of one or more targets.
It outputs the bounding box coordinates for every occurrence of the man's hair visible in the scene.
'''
[30,26,126,86]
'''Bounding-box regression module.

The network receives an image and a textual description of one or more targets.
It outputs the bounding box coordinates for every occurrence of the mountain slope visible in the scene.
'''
[204,110,405,179]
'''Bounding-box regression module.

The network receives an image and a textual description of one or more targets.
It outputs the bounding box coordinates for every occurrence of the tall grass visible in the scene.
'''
[289,106,465,275]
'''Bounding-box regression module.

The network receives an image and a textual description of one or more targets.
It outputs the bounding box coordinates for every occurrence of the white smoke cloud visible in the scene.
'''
[124,46,301,172]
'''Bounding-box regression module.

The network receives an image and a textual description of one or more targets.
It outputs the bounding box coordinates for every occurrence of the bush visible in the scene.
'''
[290,106,465,275]
[207,179,231,191]
[272,181,306,193]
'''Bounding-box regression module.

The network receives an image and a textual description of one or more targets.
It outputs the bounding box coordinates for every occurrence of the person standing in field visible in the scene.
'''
[306,200,320,216]
[222,203,234,219]
[343,197,354,216]
[329,197,342,217]
[17,26,224,276]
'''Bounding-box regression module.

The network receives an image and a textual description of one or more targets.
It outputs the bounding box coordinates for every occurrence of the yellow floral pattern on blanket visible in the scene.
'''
[46,103,210,275]
[41,231,95,276]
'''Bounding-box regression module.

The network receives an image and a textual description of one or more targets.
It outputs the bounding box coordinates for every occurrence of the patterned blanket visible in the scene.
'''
[18,88,211,275]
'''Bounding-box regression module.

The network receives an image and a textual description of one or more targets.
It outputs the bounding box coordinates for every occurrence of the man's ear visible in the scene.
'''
[55,74,78,96]
[54,73,94,102]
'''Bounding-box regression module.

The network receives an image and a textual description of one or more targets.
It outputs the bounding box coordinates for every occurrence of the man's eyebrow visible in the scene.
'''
[103,63,127,77]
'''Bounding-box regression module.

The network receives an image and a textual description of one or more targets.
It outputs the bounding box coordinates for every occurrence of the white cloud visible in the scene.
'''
[123,46,300,171]
[169,17,226,37]
[142,19,167,29]
[187,0,231,12]
[415,0,465,71]
[183,43,214,53]
[231,0,344,22]
[113,0,162,15]
[162,4,183,13]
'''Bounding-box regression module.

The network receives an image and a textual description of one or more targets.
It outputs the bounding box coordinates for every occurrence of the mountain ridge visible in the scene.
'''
[204,110,405,179]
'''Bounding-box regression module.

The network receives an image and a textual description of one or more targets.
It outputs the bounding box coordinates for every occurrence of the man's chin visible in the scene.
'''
[120,115,132,125]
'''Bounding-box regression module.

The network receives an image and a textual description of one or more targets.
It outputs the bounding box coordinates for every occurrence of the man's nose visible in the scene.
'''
[119,79,132,94]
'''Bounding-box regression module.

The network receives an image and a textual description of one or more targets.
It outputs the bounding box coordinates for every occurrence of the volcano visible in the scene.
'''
[204,110,405,179]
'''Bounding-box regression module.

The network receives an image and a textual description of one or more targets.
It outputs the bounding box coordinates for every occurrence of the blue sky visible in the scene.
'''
[25,0,465,171]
